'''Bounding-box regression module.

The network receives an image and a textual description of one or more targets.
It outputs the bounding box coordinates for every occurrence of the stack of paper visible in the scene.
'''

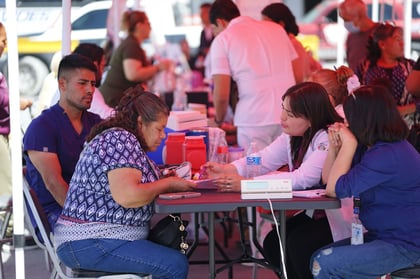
[167,111,208,131]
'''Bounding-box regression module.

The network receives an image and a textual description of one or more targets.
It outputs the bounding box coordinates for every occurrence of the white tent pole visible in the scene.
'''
[62,0,72,56]
[381,0,386,21]
[108,0,126,48]
[392,0,397,21]
[336,0,345,66]
[404,0,413,58]
[113,0,121,47]
[5,0,26,277]
[372,0,379,22]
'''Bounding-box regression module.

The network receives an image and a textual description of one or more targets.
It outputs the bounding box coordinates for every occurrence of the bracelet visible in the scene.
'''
[214,118,223,126]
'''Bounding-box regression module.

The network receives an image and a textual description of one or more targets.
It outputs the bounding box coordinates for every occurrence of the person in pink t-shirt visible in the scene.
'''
[209,0,298,152]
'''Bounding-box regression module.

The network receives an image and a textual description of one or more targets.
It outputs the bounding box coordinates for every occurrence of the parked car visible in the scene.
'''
[298,0,420,62]
[1,0,202,100]
[0,0,108,99]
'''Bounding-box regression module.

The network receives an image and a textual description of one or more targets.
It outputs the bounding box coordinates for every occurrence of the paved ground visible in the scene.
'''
[8,110,281,278]
[2,213,280,279]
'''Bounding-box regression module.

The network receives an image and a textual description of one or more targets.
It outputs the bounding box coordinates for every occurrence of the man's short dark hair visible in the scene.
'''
[57,54,97,80]
[209,0,240,26]
[200,2,212,9]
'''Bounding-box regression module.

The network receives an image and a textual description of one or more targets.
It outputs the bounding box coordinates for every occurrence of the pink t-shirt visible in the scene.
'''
[210,16,297,127]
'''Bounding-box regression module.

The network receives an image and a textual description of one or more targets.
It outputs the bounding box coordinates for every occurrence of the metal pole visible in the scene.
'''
[5,0,25,277]
[336,0,345,66]
[403,0,413,58]
[372,0,379,22]
[62,0,72,56]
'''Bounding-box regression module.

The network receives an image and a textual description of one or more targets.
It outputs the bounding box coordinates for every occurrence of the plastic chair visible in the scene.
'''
[0,197,12,240]
[22,175,151,279]
[0,197,13,279]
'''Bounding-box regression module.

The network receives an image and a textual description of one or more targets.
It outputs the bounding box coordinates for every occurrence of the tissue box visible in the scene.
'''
[167,111,208,131]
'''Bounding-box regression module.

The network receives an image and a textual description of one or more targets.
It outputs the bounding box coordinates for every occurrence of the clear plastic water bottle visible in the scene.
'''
[171,75,187,111]
[246,141,261,178]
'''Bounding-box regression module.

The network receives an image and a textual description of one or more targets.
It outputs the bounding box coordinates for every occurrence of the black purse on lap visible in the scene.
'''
[148,214,189,253]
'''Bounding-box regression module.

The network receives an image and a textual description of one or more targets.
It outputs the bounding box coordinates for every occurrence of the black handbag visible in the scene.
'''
[148,214,189,253]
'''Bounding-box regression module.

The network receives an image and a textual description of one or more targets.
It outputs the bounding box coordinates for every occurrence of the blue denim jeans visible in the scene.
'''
[56,238,189,279]
[310,237,420,279]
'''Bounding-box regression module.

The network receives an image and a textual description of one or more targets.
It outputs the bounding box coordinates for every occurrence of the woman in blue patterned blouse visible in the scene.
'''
[54,85,196,279]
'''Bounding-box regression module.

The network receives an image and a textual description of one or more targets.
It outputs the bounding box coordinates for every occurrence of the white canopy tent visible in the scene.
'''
[5,0,415,277]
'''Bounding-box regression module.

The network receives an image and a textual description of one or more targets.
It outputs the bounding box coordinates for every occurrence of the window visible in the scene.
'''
[413,2,420,19]
[171,0,211,27]
[72,9,108,30]
[367,4,398,21]
[13,0,95,7]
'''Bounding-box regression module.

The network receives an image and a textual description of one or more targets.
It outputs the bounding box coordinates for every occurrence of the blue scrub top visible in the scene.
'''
[23,104,102,214]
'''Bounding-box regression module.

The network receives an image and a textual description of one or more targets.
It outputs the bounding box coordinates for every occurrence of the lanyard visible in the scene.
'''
[353,197,361,215]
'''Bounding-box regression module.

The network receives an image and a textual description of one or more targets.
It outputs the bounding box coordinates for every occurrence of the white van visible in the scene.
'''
[1,0,205,100]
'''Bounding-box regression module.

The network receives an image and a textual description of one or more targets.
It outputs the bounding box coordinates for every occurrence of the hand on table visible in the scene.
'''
[214,174,245,192]
[165,176,197,192]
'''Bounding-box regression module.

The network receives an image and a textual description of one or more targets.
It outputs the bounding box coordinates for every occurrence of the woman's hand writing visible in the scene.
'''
[200,162,225,179]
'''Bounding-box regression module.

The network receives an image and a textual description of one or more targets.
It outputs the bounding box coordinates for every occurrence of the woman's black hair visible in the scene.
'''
[209,0,240,26]
[343,85,408,146]
[283,82,343,168]
[87,85,169,151]
[261,3,299,36]
[366,23,403,66]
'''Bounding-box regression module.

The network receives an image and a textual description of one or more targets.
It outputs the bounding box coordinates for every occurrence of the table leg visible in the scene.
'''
[279,210,286,254]
[186,213,201,258]
[279,210,286,279]
[208,212,215,279]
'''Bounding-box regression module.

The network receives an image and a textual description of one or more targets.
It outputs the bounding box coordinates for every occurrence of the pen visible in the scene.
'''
[199,165,207,179]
